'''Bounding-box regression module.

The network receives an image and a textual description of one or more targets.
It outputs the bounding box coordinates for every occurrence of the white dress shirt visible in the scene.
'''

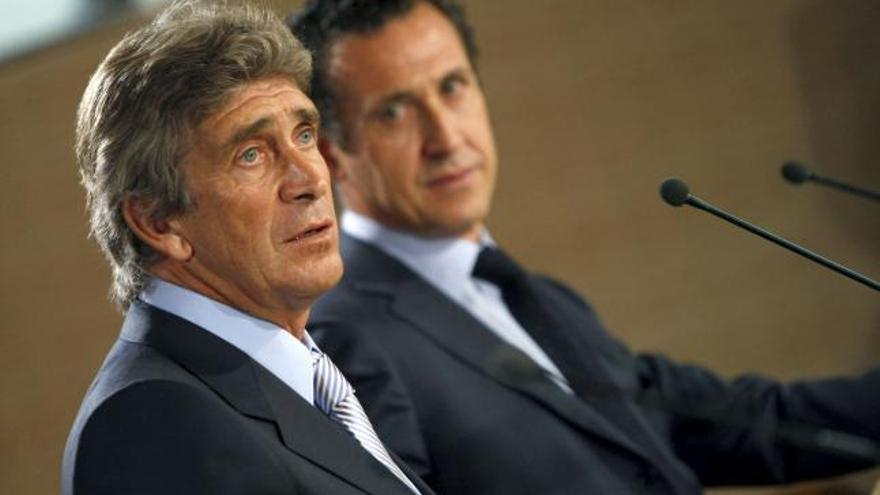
[342,210,571,392]
[140,278,319,405]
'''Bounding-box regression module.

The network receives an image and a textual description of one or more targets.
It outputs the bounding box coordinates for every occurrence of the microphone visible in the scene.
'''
[781,161,880,202]
[659,178,879,292]
[485,347,880,463]
[781,162,812,184]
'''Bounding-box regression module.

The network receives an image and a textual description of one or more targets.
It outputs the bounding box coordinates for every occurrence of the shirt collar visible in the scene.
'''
[140,278,316,405]
[341,210,493,298]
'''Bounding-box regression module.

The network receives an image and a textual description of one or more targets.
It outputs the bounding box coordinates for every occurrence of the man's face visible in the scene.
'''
[326,2,497,241]
[171,77,342,319]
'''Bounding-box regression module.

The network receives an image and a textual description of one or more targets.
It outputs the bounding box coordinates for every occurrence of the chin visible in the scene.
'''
[278,256,344,298]
[438,208,489,236]
[315,256,345,291]
[324,263,345,290]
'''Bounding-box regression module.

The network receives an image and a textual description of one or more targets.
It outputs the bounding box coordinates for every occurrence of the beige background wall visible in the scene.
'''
[1,1,877,494]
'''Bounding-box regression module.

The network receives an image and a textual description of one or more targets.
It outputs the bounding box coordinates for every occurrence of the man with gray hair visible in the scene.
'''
[62,2,432,494]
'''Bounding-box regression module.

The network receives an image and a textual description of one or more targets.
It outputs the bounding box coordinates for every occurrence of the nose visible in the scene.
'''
[278,150,329,204]
[421,99,462,161]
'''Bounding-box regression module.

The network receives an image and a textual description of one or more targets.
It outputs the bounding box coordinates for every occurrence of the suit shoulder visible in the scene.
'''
[65,379,291,494]
[75,378,247,446]
[75,339,203,412]
[68,378,238,464]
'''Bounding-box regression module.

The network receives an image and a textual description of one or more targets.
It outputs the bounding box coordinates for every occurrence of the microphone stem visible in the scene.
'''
[686,196,880,292]
[812,175,880,201]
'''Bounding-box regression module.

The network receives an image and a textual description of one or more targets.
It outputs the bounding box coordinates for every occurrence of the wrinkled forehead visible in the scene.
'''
[193,74,303,123]
[185,77,317,157]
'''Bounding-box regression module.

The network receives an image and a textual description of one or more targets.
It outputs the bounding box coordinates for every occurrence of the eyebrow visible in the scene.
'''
[372,66,474,110]
[378,91,414,109]
[443,66,472,80]
[226,118,271,150]
[224,107,321,150]
[294,107,321,128]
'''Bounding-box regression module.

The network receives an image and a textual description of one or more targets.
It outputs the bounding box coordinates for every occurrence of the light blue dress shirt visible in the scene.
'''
[141,279,423,494]
[140,278,319,405]
[342,210,571,393]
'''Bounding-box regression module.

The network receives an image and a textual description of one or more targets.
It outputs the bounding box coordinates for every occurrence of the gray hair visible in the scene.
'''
[76,0,312,309]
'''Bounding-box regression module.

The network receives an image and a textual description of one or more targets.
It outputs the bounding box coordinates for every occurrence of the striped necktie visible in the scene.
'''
[312,349,420,494]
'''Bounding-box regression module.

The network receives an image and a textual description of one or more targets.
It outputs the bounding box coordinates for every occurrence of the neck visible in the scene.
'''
[150,265,310,340]
[457,222,483,242]
[342,208,485,243]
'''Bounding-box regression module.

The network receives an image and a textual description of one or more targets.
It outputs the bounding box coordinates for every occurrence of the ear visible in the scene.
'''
[319,136,347,182]
[122,195,193,262]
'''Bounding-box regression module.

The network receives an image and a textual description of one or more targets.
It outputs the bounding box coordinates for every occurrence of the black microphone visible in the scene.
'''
[659,178,879,292]
[485,347,880,463]
[781,161,880,202]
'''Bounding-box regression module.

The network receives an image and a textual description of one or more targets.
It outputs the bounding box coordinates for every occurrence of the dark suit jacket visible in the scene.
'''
[308,234,880,494]
[62,300,435,495]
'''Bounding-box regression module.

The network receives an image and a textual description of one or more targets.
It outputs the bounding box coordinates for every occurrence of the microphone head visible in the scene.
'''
[782,161,812,184]
[659,178,690,207]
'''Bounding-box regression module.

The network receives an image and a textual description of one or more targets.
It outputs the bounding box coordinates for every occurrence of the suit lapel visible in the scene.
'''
[391,449,436,495]
[256,367,425,495]
[122,301,419,495]
[341,237,652,462]
[393,274,653,455]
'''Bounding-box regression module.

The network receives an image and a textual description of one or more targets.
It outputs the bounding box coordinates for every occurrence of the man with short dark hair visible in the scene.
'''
[62,2,433,494]
[290,1,880,493]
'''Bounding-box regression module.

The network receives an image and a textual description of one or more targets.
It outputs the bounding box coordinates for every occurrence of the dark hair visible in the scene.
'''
[78,0,312,308]
[287,0,478,148]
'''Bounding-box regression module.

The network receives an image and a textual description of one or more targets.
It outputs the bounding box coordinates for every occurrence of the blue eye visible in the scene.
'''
[240,147,261,164]
[298,128,314,145]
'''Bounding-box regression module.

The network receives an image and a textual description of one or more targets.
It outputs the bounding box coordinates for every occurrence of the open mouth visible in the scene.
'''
[286,221,332,243]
